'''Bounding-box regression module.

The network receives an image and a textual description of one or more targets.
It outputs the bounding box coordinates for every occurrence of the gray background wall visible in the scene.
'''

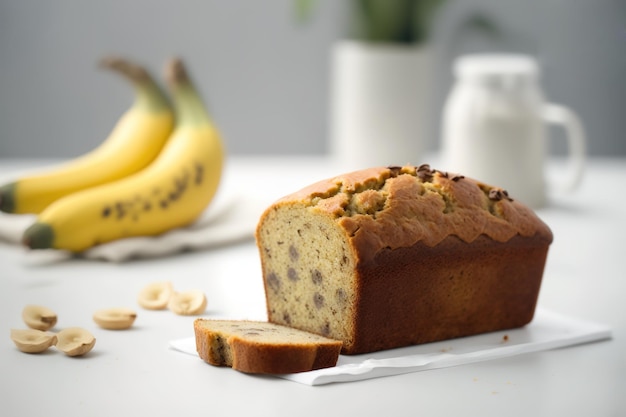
[1,0,624,159]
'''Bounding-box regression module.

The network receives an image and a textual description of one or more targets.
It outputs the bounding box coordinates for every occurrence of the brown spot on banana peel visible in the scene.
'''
[194,163,204,185]
[102,206,112,218]
[97,166,196,221]
[115,202,126,219]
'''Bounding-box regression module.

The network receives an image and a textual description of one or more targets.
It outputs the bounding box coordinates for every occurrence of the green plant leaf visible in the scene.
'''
[294,0,317,23]
[350,0,446,44]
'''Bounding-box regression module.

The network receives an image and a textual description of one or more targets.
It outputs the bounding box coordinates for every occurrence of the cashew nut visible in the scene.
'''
[22,305,58,331]
[10,329,57,353]
[55,327,96,357]
[167,290,207,316]
[93,308,137,330]
[137,281,173,310]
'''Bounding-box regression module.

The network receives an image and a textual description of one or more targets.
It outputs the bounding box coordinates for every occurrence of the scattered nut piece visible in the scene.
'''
[137,281,173,310]
[22,305,58,331]
[93,308,137,330]
[10,329,57,353]
[168,290,207,316]
[56,327,96,357]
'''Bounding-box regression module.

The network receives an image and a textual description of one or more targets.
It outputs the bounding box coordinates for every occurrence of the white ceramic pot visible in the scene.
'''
[330,41,434,171]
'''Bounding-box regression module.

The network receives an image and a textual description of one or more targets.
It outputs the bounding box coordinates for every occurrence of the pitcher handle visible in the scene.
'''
[542,103,586,192]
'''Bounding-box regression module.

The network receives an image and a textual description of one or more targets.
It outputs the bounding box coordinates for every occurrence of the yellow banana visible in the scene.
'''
[0,57,174,214]
[22,58,225,253]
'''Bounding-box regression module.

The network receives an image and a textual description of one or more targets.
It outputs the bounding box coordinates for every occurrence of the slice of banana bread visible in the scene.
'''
[194,319,342,374]
[255,164,553,355]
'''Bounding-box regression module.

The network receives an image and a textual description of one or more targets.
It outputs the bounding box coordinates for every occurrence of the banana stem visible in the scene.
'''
[165,58,212,128]
[100,56,170,112]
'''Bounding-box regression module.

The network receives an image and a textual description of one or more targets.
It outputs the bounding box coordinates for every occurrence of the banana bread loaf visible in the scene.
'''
[255,164,553,355]
[194,319,342,374]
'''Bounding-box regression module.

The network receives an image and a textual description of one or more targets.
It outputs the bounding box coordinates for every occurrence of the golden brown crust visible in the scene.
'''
[266,165,552,264]
[229,340,316,374]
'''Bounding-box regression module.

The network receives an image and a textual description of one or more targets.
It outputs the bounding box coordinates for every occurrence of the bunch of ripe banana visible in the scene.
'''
[0,57,224,253]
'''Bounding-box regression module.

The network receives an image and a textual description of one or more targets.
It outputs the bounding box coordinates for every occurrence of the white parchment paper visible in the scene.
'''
[169,309,611,386]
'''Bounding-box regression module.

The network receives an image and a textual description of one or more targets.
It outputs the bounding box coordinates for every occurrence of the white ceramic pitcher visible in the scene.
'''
[441,54,585,208]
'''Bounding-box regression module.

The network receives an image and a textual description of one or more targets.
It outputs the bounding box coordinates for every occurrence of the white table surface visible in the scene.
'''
[1,155,624,416]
